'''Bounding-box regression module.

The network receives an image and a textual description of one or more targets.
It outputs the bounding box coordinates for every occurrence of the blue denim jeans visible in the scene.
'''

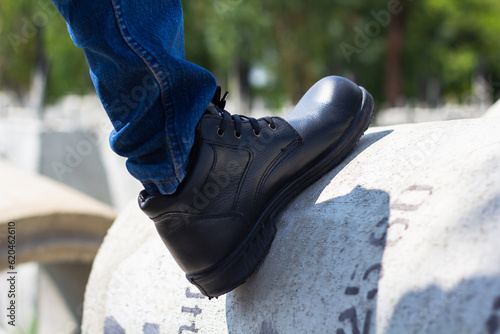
[52,0,217,194]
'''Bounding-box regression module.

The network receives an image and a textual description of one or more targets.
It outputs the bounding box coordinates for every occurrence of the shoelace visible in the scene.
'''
[212,87,276,138]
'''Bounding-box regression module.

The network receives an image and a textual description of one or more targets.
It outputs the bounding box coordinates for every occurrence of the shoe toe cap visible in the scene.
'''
[285,76,364,145]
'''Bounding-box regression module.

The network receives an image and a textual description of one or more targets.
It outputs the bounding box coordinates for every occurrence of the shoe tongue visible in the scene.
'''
[212,86,222,103]
[204,86,227,117]
[205,102,222,117]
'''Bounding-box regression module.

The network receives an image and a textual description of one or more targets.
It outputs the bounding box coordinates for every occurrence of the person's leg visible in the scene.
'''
[51,0,217,195]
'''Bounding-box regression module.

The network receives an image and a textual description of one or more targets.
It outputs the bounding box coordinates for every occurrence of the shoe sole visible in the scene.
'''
[187,87,375,298]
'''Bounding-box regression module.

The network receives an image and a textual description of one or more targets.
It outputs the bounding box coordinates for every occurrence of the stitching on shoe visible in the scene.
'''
[254,138,302,208]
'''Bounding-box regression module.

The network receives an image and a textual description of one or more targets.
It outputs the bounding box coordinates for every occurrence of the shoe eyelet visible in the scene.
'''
[253,129,261,137]
[269,123,277,131]
[234,131,242,139]
[217,128,225,137]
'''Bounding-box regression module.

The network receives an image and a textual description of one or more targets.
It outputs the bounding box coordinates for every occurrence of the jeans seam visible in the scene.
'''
[142,178,177,185]
[109,0,183,181]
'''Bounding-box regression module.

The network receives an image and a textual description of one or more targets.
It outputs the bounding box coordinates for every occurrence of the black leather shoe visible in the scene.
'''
[139,76,374,298]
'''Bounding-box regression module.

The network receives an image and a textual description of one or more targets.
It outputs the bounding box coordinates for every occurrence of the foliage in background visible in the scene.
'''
[0,0,91,104]
[403,0,500,103]
[0,0,499,108]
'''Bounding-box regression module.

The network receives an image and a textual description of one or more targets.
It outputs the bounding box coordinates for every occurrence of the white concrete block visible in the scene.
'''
[0,159,116,334]
[484,99,500,118]
[0,160,116,268]
[83,118,500,334]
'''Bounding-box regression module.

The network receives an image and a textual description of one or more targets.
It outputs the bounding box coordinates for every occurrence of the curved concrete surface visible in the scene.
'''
[0,160,116,269]
[83,118,500,333]
[484,99,500,118]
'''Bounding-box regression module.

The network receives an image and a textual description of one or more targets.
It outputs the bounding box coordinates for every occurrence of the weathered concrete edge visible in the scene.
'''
[0,160,117,269]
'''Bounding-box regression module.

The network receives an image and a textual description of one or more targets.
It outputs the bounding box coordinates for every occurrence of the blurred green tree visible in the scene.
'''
[1,0,499,109]
[183,0,390,106]
[403,0,500,105]
[183,0,500,108]
[0,0,91,105]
